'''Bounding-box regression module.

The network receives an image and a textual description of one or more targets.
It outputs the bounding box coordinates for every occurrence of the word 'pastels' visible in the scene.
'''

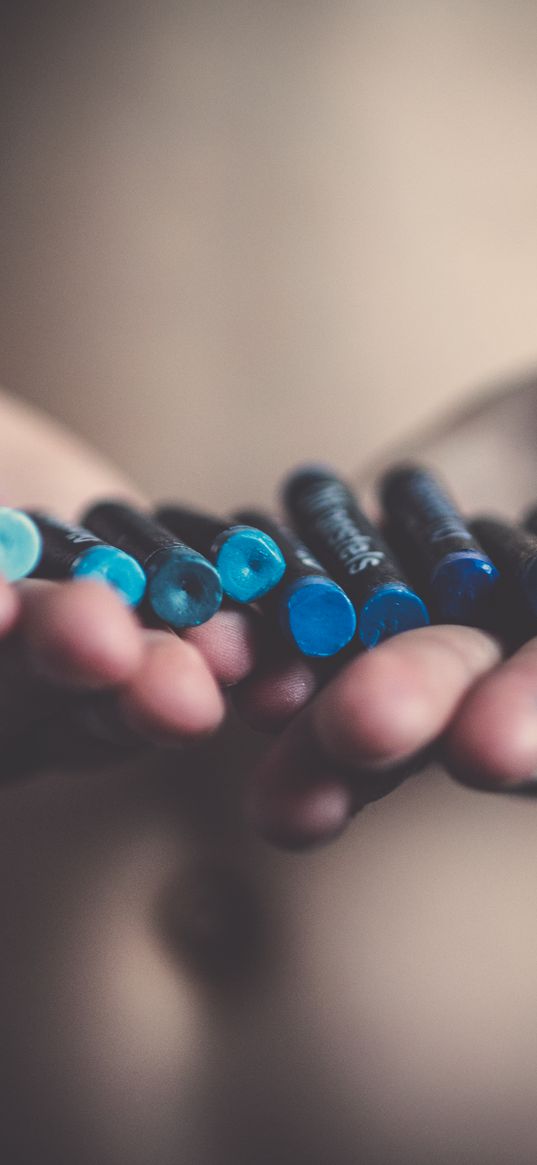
[283,465,429,648]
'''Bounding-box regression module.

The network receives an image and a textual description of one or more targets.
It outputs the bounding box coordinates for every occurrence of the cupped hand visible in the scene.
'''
[0,390,262,759]
[4,379,537,847]
[239,374,537,848]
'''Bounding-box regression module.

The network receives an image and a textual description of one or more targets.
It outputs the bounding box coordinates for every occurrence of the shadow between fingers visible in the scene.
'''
[349,744,438,815]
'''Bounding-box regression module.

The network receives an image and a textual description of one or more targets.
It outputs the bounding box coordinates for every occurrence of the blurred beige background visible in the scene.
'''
[1,0,537,509]
[4,7,537,1165]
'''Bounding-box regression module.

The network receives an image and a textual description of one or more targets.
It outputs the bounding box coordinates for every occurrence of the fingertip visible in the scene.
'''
[314,648,431,769]
[182,606,259,686]
[446,681,537,792]
[119,633,226,742]
[21,579,143,687]
[0,575,21,636]
[249,776,353,850]
[314,626,501,771]
[248,720,353,849]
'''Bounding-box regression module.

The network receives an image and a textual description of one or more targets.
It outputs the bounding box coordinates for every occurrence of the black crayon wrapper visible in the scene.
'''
[83,501,185,567]
[29,512,104,578]
[380,463,485,574]
[283,467,410,607]
[233,508,327,587]
[155,506,226,559]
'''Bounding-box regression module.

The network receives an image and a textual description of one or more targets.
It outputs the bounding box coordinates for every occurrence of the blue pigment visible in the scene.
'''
[71,543,147,607]
[213,526,285,602]
[0,508,42,581]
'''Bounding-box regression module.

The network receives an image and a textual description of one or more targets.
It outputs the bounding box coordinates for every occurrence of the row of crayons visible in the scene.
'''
[1,464,537,657]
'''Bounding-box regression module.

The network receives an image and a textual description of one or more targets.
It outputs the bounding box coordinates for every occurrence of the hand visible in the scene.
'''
[238,375,537,848]
[0,390,263,762]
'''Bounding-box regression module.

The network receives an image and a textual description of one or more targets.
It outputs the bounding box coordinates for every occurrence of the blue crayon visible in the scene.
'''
[154,505,286,603]
[82,500,222,628]
[471,514,537,637]
[380,464,499,626]
[524,505,537,541]
[0,508,42,581]
[233,508,357,657]
[283,466,429,649]
[29,512,147,607]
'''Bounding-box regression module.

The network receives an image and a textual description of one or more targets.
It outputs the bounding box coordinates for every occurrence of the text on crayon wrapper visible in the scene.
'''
[298,481,385,575]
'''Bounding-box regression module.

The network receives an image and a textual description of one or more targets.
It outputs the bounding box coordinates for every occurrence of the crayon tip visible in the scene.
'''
[282,575,356,657]
[146,546,223,628]
[215,527,286,603]
[358,584,430,649]
[71,544,147,607]
[430,551,499,625]
[0,508,42,582]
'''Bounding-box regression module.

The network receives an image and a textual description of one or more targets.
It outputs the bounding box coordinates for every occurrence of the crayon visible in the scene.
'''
[154,505,285,603]
[29,511,146,606]
[83,501,222,628]
[283,465,429,648]
[380,463,499,626]
[234,507,356,657]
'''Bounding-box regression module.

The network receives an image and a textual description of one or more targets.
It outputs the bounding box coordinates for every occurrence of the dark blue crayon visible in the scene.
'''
[154,505,286,604]
[380,463,499,626]
[471,514,537,638]
[233,508,357,657]
[282,466,429,649]
[28,511,147,607]
[523,505,537,540]
[82,500,222,629]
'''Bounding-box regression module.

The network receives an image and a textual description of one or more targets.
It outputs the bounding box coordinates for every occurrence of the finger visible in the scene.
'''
[445,636,537,790]
[182,605,260,687]
[247,716,355,849]
[249,625,501,848]
[116,631,225,743]
[233,649,323,732]
[313,625,501,770]
[0,579,142,738]
[19,578,143,688]
[0,576,21,636]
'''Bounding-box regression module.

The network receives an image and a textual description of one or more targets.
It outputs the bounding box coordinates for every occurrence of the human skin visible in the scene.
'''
[0,388,276,751]
[0,381,533,829]
[2,378,537,1164]
[236,375,537,845]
